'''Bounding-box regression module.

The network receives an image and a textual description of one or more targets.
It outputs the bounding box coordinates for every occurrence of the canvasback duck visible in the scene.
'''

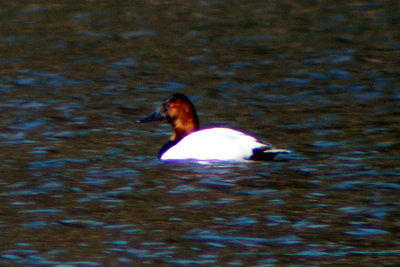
[138,93,290,161]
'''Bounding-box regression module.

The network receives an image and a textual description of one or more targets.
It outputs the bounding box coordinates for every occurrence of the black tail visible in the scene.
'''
[250,147,291,161]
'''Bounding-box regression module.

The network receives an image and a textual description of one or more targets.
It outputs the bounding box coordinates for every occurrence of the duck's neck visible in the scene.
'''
[171,115,199,141]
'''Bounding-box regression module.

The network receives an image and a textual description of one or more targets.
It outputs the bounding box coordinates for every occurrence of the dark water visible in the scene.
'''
[1,1,399,266]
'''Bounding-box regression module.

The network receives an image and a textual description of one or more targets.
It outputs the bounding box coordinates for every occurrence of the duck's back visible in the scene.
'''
[160,127,271,161]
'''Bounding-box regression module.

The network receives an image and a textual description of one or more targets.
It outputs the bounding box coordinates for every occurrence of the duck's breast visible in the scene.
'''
[160,127,267,160]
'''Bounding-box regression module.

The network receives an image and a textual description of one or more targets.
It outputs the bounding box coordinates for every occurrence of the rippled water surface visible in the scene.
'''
[1,1,399,266]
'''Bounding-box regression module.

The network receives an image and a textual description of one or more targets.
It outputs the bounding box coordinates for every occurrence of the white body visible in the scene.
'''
[160,127,289,161]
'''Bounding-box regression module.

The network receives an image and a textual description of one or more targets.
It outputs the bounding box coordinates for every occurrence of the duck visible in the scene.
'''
[138,93,290,161]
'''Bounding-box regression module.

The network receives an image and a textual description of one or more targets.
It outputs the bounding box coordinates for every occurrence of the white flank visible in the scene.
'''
[160,127,283,161]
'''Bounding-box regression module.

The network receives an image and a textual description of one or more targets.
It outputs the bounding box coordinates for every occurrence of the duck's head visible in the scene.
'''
[138,93,199,141]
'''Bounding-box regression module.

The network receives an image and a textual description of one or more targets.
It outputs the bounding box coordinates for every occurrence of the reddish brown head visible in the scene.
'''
[138,93,199,141]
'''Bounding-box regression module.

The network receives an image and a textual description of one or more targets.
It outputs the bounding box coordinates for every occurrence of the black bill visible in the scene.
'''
[137,110,164,123]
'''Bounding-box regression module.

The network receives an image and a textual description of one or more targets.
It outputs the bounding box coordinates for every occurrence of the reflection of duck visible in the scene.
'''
[138,93,290,161]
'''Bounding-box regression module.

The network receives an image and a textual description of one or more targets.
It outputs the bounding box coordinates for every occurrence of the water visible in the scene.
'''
[1,1,399,265]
